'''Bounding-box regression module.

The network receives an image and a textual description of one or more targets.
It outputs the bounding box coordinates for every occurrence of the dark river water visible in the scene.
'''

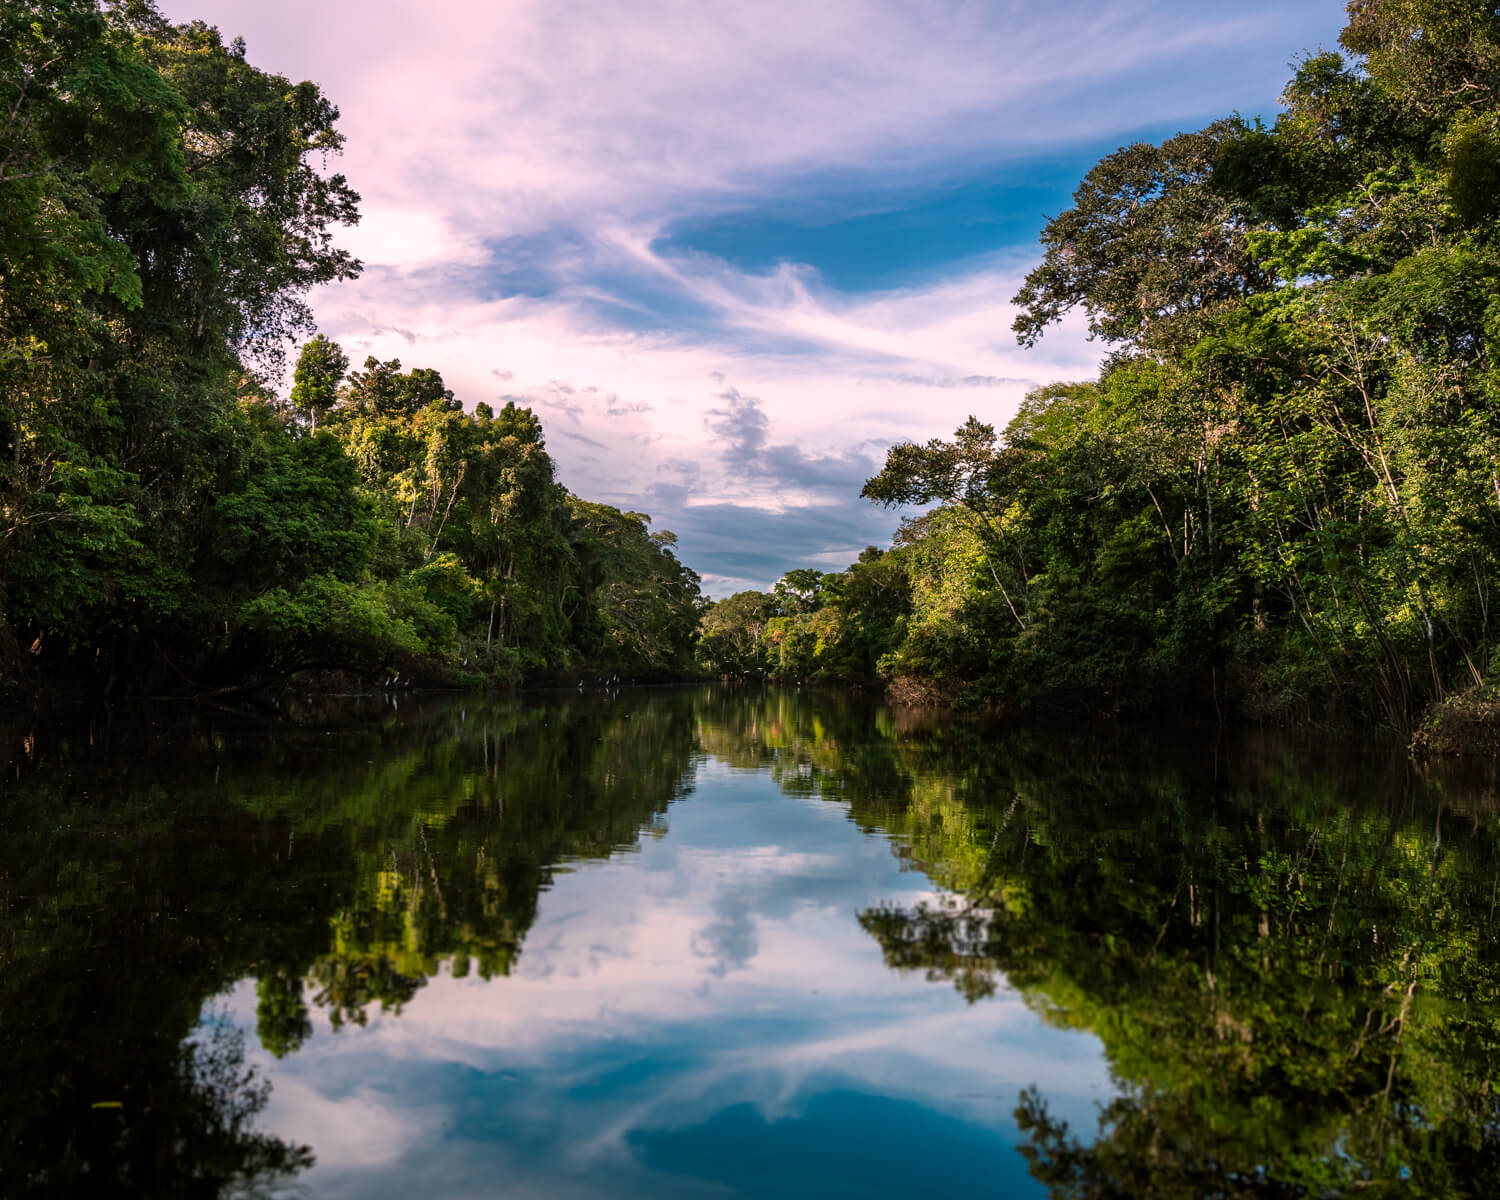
[4,687,1499,1197]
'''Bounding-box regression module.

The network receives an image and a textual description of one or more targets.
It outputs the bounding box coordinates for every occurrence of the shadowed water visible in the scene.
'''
[3,688,1499,1197]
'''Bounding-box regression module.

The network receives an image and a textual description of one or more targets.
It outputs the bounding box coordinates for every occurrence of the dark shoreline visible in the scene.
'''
[14,636,1500,757]
[12,666,1499,758]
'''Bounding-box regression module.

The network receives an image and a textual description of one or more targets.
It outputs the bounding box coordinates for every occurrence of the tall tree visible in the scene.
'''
[290,335,349,431]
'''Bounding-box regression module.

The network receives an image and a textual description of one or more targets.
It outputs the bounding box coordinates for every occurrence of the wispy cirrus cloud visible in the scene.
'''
[164,0,1347,590]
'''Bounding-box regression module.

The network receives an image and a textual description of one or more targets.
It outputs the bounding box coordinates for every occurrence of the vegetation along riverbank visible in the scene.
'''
[11,2,1500,750]
[0,2,704,703]
[697,2,1500,749]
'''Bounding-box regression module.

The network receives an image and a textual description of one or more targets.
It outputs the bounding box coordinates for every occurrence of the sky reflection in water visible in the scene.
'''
[7,687,1499,1197]
[226,755,1107,1198]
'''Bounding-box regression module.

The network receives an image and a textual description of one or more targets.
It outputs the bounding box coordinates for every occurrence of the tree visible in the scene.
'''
[567,500,703,671]
[1,2,364,689]
[772,568,830,616]
[289,335,349,431]
[1342,0,1500,120]
[863,417,1032,632]
[698,591,778,675]
[810,0,1500,728]
[1011,121,1267,357]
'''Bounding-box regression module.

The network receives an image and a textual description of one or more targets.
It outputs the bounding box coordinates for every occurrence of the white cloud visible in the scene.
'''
[309,247,1093,506]
[336,208,486,272]
[159,0,1345,586]
[301,239,1097,588]
[169,0,1324,242]
[262,1078,446,1170]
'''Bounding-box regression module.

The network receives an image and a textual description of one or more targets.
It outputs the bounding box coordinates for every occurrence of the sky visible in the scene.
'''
[163,0,1349,594]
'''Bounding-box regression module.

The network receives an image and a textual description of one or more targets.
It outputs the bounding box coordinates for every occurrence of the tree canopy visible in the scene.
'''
[728,0,1500,736]
[0,1,702,697]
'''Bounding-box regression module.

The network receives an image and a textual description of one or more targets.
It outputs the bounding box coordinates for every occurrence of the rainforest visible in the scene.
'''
[9,2,1500,743]
[7,5,1500,1197]
[1,1,702,698]
[701,4,1500,744]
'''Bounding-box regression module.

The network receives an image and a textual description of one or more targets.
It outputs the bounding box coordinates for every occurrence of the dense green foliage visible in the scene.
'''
[695,552,911,681]
[0,2,700,696]
[699,0,1500,730]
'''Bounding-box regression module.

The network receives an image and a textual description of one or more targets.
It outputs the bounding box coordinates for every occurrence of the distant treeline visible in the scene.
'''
[0,2,701,697]
[701,1,1500,733]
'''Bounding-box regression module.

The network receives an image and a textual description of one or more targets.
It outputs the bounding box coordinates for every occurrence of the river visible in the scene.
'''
[3,687,1498,1196]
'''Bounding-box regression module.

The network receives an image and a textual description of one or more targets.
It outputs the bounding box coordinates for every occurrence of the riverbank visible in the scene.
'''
[882,664,1500,758]
[0,653,714,719]
[1413,684,1500,756]
[14,646,1500,757]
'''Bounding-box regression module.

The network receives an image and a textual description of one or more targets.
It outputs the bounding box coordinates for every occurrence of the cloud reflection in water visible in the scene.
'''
[228,760,1110,1198]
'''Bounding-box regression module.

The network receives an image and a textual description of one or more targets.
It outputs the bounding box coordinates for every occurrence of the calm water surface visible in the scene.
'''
[4,688,1499,1197]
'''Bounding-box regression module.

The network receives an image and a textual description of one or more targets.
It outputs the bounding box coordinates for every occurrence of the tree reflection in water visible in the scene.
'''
[0,692,697,1196]
[4,689,1499,1195]
[16,1013,311,1198]
[842,724,1500,1197]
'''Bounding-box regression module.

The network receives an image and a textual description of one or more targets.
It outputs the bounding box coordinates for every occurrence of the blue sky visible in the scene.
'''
[166,0,1349,593]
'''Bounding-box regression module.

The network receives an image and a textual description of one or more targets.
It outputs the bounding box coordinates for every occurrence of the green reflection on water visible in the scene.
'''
[3,688,1499,1197]
[845,726,1500,1196]
[2,692,700,1196]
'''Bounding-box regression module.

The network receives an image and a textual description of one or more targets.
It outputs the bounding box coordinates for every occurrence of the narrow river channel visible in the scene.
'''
[4,687,1498,1196]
